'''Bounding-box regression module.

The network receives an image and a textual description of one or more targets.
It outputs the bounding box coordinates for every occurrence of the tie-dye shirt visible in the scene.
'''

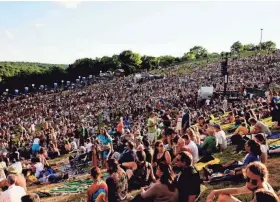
[87,180,108,202]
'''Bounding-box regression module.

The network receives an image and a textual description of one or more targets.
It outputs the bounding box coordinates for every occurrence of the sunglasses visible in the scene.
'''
[158,144,163,147]
[175,158,181,162]
[245,177,258,186]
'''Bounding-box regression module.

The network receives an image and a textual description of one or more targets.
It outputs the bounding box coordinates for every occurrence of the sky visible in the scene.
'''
[0,1,280,64]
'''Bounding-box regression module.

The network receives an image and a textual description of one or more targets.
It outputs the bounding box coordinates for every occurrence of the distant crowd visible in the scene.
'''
[0,51,280,202]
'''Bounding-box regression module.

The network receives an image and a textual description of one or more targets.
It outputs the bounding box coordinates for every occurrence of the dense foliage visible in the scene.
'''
[0,41,277,92]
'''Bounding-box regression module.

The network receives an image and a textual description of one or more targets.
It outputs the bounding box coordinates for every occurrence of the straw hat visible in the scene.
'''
[7,166,20,174]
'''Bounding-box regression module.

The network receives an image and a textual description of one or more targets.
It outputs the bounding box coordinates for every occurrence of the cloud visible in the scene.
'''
[34,23,44,28]
[5,30,13,39]
[58,1,81,9]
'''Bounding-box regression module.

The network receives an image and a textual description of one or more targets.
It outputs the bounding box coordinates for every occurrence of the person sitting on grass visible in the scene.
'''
[131,163,178,202]
[254,134,268,164]
[203,139,261,181]
[213,124,227,153]
[199,129,217,156]
[0,174,26,202]
[230,119,249,146]
[249,118,272,137]
[106,159,128,202]
[173,151,201,202]
[87,167,108,202]
[206,162,276,202]
[123,150,156,191]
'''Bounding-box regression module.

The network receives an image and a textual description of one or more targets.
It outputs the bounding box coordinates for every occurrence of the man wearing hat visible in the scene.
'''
[0,166,27,192]
[0,175,26,202]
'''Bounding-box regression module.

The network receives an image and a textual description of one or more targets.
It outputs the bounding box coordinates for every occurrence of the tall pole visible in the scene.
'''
[260,28,263,50]
[223,55,228,97]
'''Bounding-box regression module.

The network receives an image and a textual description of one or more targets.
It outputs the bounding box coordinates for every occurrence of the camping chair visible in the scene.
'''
[70,153,89,175]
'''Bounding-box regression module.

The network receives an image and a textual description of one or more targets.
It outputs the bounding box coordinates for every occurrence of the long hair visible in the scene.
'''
[153,140,163,164]
[246,140,262,156]
[100,128,110,139]
[187,128,195,141]
[107,158,118,174]
[158,163,176,192]
[244,162,269,182]
[254,133,267,145]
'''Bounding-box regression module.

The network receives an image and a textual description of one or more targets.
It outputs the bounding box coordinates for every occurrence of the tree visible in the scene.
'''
[182,52,196,61]
[230,41,243,53]
[189,46,208,59]
[208,52,220,58]
[47,66,67,82]
[141,56,159,70]
[67,58,98,80]
[158,56,176,67]
[261,41,277,50]
[119,50,142,75]
[243,43,256,51]
[99,56,120,72]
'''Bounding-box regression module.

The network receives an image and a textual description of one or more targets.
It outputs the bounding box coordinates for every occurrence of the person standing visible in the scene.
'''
[175,111,183,136]
[222,97,228,112]
[80,124,88,147]
[74,125,80,147]
[147,112,157,145]
[161,109,172,147]
[182,109,191,134]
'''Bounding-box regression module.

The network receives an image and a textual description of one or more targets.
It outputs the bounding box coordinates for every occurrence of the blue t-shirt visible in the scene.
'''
[243,153,260,166]
[97,134,112,145]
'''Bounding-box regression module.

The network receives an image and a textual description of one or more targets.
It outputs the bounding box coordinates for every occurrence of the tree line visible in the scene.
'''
[0,41,277,92]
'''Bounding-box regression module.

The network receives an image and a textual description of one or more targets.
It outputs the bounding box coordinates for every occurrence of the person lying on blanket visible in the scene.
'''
[29,168,69,185]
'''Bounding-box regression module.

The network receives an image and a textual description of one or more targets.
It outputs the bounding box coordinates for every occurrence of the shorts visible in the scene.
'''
[100,149,110,159]
[147,132,157,144]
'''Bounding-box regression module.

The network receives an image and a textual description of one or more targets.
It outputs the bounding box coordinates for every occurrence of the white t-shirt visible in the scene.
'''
[86,142,93,153]
[186,140,199,163]
[71,141,78,151]
[215,130,227,149]
[260,144,268,154]
[33,138,40,145]
[265,91,270,98]
[31,124,36,132]
[0,184,26,202]
[34,162,44,178]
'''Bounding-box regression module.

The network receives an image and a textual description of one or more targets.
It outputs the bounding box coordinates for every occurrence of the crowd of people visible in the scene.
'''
[0,51,280,202]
